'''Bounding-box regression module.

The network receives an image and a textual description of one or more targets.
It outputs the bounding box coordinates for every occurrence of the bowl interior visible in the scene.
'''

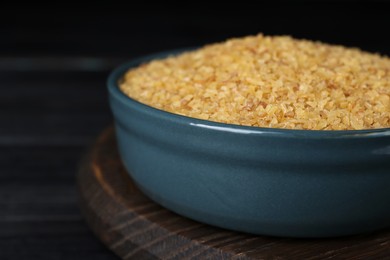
[108,49,390,139]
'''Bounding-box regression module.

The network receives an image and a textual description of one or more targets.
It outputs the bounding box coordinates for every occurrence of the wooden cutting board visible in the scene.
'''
[77,127,390,259]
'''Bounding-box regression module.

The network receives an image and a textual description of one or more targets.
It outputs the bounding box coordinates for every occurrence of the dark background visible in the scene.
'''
[1,3,389,259]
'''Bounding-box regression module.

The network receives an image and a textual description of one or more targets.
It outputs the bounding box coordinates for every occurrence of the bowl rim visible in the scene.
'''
[108,49,390,139]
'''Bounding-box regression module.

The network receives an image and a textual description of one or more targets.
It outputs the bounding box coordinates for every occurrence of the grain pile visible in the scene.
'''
[120,34,390,130]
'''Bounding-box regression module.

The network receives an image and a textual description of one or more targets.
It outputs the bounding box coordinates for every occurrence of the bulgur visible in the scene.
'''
[120,34,390,130]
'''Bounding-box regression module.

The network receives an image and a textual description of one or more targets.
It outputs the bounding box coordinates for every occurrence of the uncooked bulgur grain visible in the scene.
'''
[120,34,390,130]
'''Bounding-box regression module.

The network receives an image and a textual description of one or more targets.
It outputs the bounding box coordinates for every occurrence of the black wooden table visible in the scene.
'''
[0,58,119,259]
[1,4,389,259]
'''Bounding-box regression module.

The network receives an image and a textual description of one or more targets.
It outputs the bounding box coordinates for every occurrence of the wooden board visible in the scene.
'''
[78,127,390,259]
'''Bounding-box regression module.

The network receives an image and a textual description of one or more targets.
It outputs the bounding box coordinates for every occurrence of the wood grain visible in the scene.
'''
[78,127,390,259]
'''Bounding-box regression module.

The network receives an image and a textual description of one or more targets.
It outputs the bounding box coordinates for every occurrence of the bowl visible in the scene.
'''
[108,50,390,238]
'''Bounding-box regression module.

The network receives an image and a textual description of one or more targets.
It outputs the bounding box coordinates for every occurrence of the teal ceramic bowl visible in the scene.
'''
[108,50,390,238]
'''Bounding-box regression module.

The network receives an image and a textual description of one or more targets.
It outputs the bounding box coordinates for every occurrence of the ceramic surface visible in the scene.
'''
[108,50,390,237]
